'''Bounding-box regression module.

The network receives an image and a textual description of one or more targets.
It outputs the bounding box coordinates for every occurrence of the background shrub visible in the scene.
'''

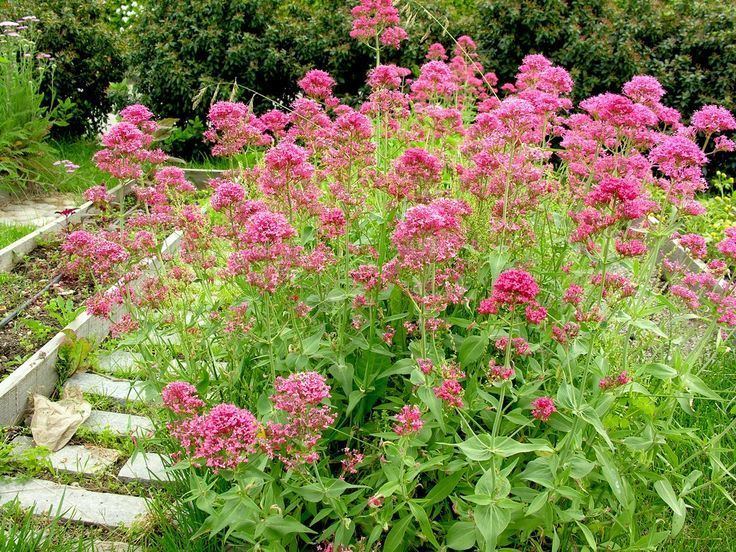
[128,0,734,128]
[129,0,475,116]
[470,0,735,118]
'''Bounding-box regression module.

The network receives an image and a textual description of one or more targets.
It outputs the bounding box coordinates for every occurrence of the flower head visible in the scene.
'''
[393,405,423,435]
[531,396,556,421]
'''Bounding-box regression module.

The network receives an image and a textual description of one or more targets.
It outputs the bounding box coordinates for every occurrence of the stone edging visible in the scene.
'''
[0,230,182,427]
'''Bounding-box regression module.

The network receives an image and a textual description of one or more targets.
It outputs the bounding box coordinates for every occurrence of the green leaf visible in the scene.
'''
[457,435,553,461]
[409,502,439,547]
[575,521,597,550]
[556,382,581,410]
[680,373,721,400]
[423,469,464,505]
[263,515,315,535]
[654,479,686,536]
[378,358,415,380]
[641,363,677,379]
[345,389,364,415]
[594,446,630,508]
[475,469,511,500]
[579,405,614,450]
[384,515,412,552]
[302,324,325,355]
[446,521,476,550]
[474,503,511,550]
[419,386,445,432]
[289,482,324,502]
[323,478,366,498]
[527,490,549,515]
[459,334,489,367]
[631,318,668,338]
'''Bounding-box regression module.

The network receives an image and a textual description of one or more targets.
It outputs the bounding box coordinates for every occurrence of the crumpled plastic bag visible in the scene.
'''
[30,389,91,451]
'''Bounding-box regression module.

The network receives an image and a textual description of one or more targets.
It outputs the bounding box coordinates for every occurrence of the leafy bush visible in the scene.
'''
[129,0,735,147]
[4,0,125,136]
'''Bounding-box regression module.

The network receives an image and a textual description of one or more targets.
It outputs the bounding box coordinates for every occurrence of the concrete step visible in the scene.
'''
[10,436,120,476]
[81,410,154,438]
[118,452,172,485]
[0,478,148,529]
[63,373,155,405]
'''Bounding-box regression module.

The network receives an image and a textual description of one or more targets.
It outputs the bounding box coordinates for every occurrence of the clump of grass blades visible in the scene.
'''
[0,501,88,552]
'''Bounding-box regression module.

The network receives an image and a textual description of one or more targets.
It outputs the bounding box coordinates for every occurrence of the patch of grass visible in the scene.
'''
[72,427,138,457]
[0,502,90,552]
[0,222,35,249]
[82,392,153,417]
[50,138,107,196]
[144,472,227,551]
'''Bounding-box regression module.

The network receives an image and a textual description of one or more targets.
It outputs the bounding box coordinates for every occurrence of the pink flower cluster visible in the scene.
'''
[204,101,271,157]
[478,269,547,324]
[162,381,205,415]
[168,402,260,471]
[298,69,339,108]
[155,166,196,194]
[393,405,423,435]
[263,372,336,469]
[433,364,465,408]
[391,198,471,270]
[62,230,130,282]
[164,372,334,471]
[531,396,556,421]
[83,185,113,208]
[380,147,443,201]
[94,105,166,178]
[350,0,407,49]
[487,359,515,382]
[599,371,632,391]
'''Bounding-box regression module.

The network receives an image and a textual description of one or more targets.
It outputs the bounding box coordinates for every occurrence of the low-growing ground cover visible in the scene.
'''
[51,139,112,196]
[2,2,736,550]
[0,222,35,249]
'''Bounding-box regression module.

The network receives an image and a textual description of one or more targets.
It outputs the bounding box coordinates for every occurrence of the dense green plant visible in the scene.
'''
[0,23,70,196]
[2,0,126,136]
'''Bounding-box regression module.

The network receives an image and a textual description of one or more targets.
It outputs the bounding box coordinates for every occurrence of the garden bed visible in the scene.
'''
[0,192,141,380]
[0,241,92,377]
[0,228,183,427]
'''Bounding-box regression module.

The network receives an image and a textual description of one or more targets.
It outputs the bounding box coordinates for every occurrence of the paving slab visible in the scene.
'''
[97,351,144,374]
[10,436,120,476]
[63,373,155,404]
[81,410,154,438]
[118,452,172,485]
[0,478,148,529]
[0,193,78,227]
